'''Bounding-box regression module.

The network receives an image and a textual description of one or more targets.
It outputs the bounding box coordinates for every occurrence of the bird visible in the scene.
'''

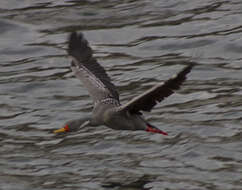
[54,32,193,136]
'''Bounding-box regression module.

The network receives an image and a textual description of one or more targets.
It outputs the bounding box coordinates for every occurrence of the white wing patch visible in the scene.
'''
[71,56,111,102]
[71,56,106,90]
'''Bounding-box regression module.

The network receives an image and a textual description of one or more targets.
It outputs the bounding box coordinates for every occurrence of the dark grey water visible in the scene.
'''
[1,0,242,190]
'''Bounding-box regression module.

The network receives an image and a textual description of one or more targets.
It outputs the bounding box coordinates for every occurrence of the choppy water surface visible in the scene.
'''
[1,0,242,189]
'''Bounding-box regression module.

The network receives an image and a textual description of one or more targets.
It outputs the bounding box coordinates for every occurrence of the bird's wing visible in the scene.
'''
[68,32,119,102]
[119,64,193,113]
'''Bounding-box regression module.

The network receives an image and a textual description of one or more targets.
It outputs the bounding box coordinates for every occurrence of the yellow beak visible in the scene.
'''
[53,125,70,133]
[53,127,67,133]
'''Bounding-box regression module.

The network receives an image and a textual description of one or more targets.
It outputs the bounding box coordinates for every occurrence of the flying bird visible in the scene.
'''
[54,32,193,135]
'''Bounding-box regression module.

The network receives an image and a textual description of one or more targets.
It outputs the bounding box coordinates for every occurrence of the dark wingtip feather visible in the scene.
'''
[69,32,77,42]
[68,32,86,52]
[68,32,78,53]
[167,63,194,90]
[179,63,194,77]
[68,32,92,62]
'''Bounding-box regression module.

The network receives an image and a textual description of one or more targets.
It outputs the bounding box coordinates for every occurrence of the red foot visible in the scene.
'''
[146,126,168,136]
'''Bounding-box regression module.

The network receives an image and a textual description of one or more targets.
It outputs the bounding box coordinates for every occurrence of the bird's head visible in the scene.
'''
[53,118,90,134]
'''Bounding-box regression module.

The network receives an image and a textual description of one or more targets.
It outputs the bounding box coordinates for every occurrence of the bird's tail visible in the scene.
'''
[145,122,168,136]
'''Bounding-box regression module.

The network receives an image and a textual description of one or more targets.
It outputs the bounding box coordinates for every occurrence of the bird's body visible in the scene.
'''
[91,98,120,127]
[85,95,147,131]
[54,32,193,135]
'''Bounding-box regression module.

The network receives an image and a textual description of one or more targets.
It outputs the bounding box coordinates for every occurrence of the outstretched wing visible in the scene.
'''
[68,32,119,102]
[119,64,193,113]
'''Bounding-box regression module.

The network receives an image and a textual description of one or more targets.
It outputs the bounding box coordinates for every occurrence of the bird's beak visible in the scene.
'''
[53,125,70,133]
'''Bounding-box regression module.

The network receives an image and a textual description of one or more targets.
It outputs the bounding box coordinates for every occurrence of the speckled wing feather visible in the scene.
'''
[68,32,119,102]
[119,64,193,113]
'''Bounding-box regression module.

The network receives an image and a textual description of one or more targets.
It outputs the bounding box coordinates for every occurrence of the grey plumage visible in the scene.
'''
[55,32,193,135]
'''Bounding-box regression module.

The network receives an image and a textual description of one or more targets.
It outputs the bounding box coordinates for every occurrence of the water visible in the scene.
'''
[1,0,242,189]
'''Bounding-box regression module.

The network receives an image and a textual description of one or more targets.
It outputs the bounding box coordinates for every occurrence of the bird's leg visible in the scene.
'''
[145,123,168,136]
